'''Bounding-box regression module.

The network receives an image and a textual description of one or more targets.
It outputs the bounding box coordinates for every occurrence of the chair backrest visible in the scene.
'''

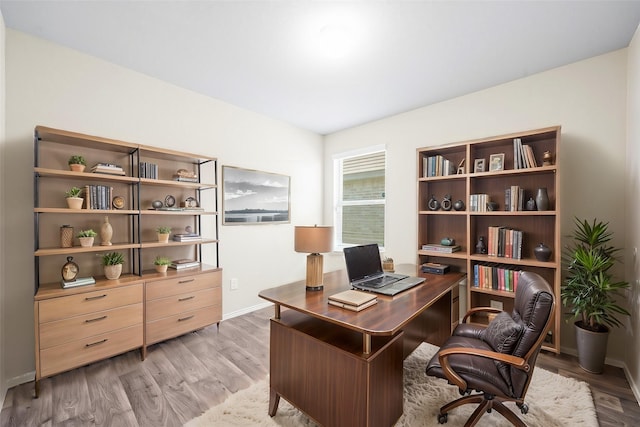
[508,271,555,397]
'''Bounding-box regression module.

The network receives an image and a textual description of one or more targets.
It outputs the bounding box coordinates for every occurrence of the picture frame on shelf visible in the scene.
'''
[473,158,485,173]
[222,165,291,225]
[489,153,505,171]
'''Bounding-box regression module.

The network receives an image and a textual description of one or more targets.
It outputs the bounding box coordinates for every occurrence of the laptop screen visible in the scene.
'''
[344,244,384,283]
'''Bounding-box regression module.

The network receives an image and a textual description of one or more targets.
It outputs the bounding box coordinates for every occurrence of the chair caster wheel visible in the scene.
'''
[438,413,448,424]
[519,403,529,414]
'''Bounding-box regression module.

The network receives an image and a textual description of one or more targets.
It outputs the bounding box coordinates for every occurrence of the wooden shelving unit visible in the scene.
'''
[416,126,561,353]
[32,126,222,394]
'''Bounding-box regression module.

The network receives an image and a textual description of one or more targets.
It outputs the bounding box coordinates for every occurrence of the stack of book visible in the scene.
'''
[61,276,96,289]
[422,154,456,177]
[169,259,200,270]
[328,290,377,312]
[139,161,158,179]
[469,193,491,212]
[505,185,525,211]
[172,170,198,182]
[513,138,539,169]
[421,243,461,253]
[173,233,201,242]
[486,226,523,259]
[91,163,125,176]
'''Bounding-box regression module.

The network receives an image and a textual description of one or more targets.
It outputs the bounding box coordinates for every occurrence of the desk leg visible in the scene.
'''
[274,303,281,320]
[363,333,371,355]
[268,387,281,417]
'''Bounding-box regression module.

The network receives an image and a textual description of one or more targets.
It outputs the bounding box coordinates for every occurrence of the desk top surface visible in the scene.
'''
[259,264,464,336]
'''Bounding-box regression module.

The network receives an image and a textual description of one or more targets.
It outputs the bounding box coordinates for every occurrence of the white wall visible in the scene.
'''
[323,50,631,362]
[0,9,8,405]
[3,30,323,387]
[625,23,640,401]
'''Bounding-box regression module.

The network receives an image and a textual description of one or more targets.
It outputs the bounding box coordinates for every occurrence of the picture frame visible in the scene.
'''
[489,153,505,171]
[473,158,485,173]
[222,166,291,225]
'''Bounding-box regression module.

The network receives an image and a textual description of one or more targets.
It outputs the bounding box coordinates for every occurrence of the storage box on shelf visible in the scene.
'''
[416,126,561,352]
[33,126,222,394]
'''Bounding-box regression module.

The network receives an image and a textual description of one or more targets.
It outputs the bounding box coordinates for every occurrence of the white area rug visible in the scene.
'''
[185,343,598,427]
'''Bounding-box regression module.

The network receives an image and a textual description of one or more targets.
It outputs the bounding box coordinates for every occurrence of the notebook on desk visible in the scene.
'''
[343,244,425,296]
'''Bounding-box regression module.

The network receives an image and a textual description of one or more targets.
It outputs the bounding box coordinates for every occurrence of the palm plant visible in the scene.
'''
[561,217,630,331]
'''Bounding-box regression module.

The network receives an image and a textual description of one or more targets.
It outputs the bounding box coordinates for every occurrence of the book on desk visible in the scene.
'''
[328,289,378,312]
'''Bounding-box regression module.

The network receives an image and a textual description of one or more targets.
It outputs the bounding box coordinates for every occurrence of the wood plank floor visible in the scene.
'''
[1,306,638,426]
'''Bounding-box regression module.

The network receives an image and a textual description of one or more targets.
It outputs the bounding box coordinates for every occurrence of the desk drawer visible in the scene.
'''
[146,288,220,321]
[38,284,143,323]
[146,305,219,345]
[146,271,221,301]
[40,324,142,377]
[39,303,143,349]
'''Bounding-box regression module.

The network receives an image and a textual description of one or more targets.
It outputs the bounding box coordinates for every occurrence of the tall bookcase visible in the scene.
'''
[417,126,561,353]
[33,126,221,394]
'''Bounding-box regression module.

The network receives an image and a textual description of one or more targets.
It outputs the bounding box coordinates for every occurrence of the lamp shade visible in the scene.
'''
[294,226,333,254]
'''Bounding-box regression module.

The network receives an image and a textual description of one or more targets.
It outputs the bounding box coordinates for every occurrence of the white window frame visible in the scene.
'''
[333,144,386,251]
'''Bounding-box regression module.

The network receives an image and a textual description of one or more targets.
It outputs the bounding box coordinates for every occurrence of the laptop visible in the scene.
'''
[343,244,425,296]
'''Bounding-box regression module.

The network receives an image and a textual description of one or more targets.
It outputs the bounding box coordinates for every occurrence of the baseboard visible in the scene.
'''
[622,363,640,405]
[5,370,35,389]
[222,301,273,321]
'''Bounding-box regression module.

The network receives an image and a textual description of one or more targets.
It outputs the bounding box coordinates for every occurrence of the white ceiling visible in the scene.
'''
[2,1,640,135]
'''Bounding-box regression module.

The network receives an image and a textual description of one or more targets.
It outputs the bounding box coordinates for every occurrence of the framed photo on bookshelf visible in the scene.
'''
[222,166,291,225]
[489,153,505,171]
[473,158,485,173]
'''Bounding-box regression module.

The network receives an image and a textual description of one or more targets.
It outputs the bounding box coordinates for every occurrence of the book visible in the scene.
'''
[421,244,461,253]
[169,261,200,270]
[61,276,95,289]
[173,234,202,242]
[329,289,377,306]
[328,298,378,312]
[421,262,450,274]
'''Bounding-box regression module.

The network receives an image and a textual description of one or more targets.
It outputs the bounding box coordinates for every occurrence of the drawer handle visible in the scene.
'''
[178,296,194,302]
[178,279,195,284]
[85,294,107,301]
[85,338,108,348]
[85,315,107,323]
[178,315,194,322]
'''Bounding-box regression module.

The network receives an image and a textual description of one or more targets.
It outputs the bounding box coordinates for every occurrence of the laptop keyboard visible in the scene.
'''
[360,276,398,288]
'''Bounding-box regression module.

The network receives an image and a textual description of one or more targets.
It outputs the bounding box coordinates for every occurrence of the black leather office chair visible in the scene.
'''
[425,271,555,427]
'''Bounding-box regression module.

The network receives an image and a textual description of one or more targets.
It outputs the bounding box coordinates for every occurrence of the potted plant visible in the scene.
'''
[101,251,125,280]
[153,256,171,273]
[561,217,630,373]
[156,226,171,243]
[77,229,97,247]
[68,155,87,172]
[65,186,84,210]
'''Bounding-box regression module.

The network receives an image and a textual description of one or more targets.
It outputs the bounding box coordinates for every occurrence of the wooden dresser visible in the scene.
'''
[144,269,222,350]
[34,277,144,394]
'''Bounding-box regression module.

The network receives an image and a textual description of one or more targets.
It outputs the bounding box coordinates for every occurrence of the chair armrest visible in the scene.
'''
[437,346,530,391]
[461,307,503,323]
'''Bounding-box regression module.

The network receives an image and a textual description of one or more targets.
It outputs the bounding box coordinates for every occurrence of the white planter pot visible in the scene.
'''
[66,197,84,210]
[104,264,123,280]
[78,237,94,247]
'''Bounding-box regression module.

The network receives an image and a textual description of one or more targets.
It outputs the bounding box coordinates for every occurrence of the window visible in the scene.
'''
[333,146,386,249]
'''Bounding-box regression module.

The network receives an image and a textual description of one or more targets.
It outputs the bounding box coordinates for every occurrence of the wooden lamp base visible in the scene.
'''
[305,253,324,291]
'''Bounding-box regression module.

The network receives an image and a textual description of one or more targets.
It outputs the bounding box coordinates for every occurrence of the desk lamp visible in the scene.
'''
[294,225,333,291]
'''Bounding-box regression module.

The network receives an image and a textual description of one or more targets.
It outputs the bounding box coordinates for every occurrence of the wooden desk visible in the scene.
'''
[259,265,464,427]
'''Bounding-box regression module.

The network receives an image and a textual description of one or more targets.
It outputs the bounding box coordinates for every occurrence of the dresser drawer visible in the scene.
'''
[146,288,220,321]
[146,271,221,301]
[146,305,220,345]
[38,284,143,323]
[39,303,143,349]
[40,324,142,378]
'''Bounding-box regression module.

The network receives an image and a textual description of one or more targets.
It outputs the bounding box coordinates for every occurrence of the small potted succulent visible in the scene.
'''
[77,229,97,247]
[65,186,84,210]
[68,155,87,173]
[153,256,171,273]
[101,251,125,280]
[156,226,171,243]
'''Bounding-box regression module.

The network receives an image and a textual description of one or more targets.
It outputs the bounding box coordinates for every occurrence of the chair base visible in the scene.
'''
[438,392,527,427]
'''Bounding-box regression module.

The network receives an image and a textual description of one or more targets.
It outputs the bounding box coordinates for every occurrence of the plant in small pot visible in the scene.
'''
[102,251,125,280]
[77,229,97,247]
[156,226,171,243]
[65,186,84,210]
[561,217,630,373]
[153,256,171,274]
[68,155,86,173]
